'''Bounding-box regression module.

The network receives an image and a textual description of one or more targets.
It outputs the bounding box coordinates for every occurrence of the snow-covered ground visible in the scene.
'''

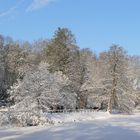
[47,111,110,124]
[0,112,140,140]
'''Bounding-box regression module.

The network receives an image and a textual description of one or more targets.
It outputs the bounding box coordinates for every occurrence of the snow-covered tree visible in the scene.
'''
[80,45,137,113]
[79,48,98,108]
[128,56,140,90]
[104,45,136,113]
[0,35,6,101]
[9,62,77,111]
[44,28,85,108]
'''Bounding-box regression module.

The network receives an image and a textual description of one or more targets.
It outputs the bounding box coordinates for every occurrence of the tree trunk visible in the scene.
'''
[107,62,117,113]
[107,96,112,113]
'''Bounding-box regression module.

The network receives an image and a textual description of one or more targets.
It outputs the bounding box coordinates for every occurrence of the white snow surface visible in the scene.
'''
[0,112,140,140]
[46,111,110,124]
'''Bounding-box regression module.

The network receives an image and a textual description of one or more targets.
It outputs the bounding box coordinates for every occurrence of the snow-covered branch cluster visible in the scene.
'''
[9,62,77,112]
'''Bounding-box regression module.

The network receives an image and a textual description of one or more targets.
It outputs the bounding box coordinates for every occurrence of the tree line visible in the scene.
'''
[0,28,140,113]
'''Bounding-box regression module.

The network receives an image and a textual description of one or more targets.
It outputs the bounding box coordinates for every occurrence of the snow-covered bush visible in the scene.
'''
[0,112,10,126]
[9,62,77,112]
[0,109,49,127]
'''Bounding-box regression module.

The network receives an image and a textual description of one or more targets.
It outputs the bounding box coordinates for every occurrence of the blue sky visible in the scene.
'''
[0,0,140,55]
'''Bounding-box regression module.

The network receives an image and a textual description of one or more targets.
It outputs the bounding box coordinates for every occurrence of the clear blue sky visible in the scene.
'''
[0,0,140,55]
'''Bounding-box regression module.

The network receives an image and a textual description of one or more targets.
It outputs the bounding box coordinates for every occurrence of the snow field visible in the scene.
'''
[0,112,140,140]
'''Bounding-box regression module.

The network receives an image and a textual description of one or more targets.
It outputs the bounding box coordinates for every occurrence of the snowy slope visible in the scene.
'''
[0,112,140,140]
